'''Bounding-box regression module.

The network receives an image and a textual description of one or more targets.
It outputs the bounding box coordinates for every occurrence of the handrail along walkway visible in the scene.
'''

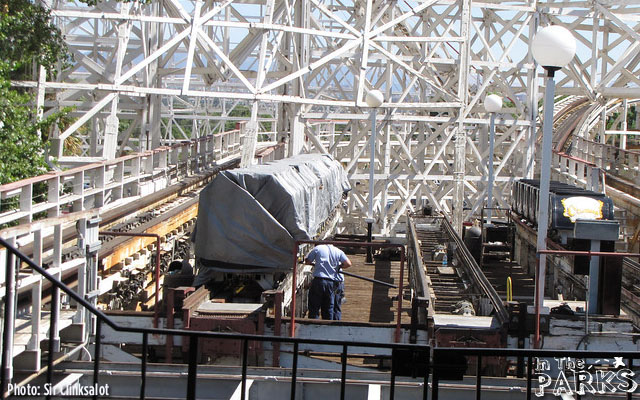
[3,238,640,399]
[0,237,428,400]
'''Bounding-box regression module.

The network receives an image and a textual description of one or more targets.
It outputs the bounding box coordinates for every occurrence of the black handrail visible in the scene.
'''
[0,237,430,400]
[4,237,639,400]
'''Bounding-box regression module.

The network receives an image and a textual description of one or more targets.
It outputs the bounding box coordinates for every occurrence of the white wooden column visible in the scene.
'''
[452,0,471,233]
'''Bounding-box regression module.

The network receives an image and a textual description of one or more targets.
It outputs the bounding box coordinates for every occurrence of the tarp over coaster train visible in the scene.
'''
[193,154,351,273]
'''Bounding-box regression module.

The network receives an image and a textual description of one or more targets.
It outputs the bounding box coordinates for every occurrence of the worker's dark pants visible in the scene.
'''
[308,278,344,320]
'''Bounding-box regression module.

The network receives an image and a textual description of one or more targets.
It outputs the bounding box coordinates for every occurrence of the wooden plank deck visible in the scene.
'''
[340,253,411,325]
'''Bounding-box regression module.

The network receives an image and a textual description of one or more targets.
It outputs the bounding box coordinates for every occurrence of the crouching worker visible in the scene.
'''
[305,244,352,320]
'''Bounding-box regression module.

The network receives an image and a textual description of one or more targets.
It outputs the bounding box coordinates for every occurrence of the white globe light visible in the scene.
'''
[531,25,576,68]
[365,90,384,108]
[484,94,503,113]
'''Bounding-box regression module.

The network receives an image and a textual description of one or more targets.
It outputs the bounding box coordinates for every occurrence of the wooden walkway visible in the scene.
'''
[13,310,77,356]
[340,253,411,325]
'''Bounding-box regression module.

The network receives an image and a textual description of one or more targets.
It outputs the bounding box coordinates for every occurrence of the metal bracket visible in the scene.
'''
[86,290,100,300]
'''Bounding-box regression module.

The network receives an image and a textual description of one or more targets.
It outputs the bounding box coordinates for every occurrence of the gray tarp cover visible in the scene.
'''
[194,154,350,272]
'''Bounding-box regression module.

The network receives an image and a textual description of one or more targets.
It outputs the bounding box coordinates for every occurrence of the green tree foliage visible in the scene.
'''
[606,106,638,131]
[225,105,251,131]
[0,84,49,183]
[0,0,68,76]
[0,0,71,184]
[225,105,273,133]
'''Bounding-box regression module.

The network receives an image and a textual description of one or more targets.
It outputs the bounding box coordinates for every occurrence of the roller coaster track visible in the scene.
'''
[5,157,238,318]
[6,141,286,314]
[412,216,509,324]
[551,96,593,153]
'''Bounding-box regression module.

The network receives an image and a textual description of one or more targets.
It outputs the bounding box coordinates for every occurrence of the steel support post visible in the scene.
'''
[587,240,601,314]
[487,112,496,225]
[534,69,557,349]
[366,108,378,264]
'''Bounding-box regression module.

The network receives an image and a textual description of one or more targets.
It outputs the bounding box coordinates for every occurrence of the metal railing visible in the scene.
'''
[0,211,101,375]
[3,237,640,399]
[0,237,428,400]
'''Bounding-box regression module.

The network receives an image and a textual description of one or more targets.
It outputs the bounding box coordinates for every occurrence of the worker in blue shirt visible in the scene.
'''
[305,244,352,320]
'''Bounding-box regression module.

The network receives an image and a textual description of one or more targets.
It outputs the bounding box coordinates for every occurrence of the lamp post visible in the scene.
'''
[365,89,384,264]
[484,94,502,226]
[531,25,576,348]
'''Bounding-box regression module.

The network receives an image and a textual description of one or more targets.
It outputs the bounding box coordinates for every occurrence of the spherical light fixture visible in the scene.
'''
[529,24,577,350]
[365,90,384,108]
[531,25,576,69]
[484,94,503,113]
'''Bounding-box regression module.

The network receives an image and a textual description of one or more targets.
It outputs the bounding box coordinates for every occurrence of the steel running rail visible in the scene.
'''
[441,216,510,325]
[407,216,431,306]
[0,237,427,400]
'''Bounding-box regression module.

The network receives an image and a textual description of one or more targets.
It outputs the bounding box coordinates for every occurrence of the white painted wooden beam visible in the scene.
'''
[367,384,382,400]
[230,379,254,400]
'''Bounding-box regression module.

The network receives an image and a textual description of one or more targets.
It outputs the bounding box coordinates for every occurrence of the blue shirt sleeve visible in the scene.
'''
[338,249,347,265]
[306,248,317,263]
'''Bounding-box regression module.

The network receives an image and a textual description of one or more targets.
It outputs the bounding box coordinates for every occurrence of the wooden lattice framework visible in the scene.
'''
[21,0,640,234]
